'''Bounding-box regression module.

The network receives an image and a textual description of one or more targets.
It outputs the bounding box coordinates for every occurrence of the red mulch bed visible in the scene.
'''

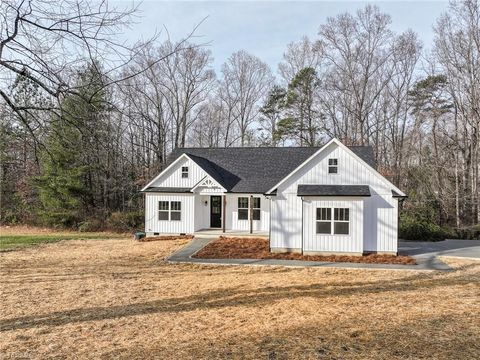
[140,235,193,242]
[194,236,416,265]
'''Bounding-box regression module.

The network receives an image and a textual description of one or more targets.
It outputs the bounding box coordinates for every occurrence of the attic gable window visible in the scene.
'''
[328,159,338,174]
[181,166,189,178]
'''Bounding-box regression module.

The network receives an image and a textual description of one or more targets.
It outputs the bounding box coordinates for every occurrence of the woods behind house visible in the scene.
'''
[0,0,479,238]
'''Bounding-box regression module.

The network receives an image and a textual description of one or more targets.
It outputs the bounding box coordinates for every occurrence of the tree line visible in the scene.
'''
[0,0,478,233]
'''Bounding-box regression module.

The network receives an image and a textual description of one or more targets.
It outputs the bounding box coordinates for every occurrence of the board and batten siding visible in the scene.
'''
[363,194,398,253]
[145,193,195,234]
[270,194,303,251]
[271,142,398,254]
[302,197,363,254]
[152,157,208,188]
[225,194,270,232]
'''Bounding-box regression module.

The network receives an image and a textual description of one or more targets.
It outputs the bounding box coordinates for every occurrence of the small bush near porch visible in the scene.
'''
[194,236,416,265]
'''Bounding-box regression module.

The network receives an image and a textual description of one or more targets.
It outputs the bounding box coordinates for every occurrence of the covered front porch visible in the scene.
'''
[193,193,270,234]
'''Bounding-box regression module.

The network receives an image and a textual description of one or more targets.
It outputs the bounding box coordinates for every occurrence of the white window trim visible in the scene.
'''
[237,197,261,221]
[181,166,189,179]
[328,158,338,175]
[158,201,182,221]
[238,197,249,221]
[316,207,350,235]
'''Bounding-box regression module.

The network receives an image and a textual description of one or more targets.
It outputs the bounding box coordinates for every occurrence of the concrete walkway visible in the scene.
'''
[166,237,478,271]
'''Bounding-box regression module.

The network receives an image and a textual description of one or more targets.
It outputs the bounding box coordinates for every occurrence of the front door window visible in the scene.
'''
[210,196,222,228]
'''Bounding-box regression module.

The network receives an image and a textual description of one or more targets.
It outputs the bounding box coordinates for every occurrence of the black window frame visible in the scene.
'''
[181,166,189,178]
[328,158,338,174]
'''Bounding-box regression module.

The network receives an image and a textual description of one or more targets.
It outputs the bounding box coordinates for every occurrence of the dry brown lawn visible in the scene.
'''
[1,231,479,359]
[195,236,416,265]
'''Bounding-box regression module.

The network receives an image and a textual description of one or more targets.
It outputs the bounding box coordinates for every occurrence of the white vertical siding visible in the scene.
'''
[302,197,363,254]
[152,157,207,188]
[363,195,398,253]
[145,193,195,234]
[270,194,303,250]
[279,143,392,195]
[194,195,210,231]
[271,142,398,254]
[226,194,270,232]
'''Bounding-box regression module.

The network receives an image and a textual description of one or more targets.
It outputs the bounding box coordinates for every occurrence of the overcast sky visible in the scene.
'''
[118,1,449,74]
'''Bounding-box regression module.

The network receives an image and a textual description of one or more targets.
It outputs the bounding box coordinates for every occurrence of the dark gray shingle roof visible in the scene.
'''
[297,185,371,197]
[165,145,376,194]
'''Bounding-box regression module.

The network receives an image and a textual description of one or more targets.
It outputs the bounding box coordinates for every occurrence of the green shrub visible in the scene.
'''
[106,211,143,232]
[78,218,104,232]
[399,215,456,241]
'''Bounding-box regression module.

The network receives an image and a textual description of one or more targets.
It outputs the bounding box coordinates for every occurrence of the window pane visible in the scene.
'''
[252,209,260,220]
[317,208,331,220]
[159,201,169,211]
[238,209,248,220]
[181,166,188,178]
[316,221,331,234]
[171,201,181,211]
[334,208,349,221]
[171,211,181,221]
[334,222,349,235]
[328,166,338,174]
[329,158,338,165]
[238,197,248,209]
[159,211,169,220]
[252,197,260,209]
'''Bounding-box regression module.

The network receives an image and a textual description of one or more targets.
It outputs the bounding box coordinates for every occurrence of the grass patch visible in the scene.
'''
[194,236,416,265]
[0,231,128,251]
[0,237,478,359]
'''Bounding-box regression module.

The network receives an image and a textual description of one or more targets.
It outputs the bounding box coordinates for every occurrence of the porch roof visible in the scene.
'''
[141,187,191,193]
[297,185,371,197]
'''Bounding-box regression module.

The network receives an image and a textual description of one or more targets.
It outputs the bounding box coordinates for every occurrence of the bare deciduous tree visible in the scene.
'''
[221,50,273,146]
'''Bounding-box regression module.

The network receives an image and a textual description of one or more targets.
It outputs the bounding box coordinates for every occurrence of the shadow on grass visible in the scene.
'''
[99,314,480,360]
[1,265,478,332]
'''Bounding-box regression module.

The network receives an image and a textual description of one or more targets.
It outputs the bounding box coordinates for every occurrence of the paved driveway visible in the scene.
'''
[399,239,480,260]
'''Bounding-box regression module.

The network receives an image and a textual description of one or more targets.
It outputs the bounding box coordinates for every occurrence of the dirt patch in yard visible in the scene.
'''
[194,236,416,265]
[1,232,479,359]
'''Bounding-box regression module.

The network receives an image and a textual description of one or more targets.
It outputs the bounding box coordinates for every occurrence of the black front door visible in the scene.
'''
[210,196,222,228]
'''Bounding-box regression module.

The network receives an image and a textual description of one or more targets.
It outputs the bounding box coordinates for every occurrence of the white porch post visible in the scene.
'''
[222,195,226,233]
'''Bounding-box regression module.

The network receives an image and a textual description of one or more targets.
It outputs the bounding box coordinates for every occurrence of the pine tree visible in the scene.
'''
[280,67,323,146]
[35,62,107,227]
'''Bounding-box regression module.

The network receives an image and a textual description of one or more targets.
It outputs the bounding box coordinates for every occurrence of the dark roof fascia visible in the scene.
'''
[392,190,408,199]
[141,187,192,193]
[297,185,371,197]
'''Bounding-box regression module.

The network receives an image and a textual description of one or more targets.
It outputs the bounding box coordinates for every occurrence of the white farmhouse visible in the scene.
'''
[142,138,406,255]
